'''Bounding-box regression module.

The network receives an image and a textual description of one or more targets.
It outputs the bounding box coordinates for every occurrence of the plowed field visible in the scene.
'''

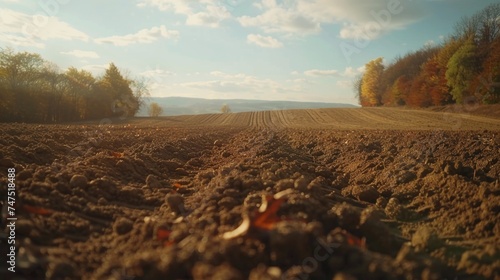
[0,107,499,280]
[140,107,500,130]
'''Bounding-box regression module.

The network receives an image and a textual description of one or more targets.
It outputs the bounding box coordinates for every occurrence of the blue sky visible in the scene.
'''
[0,0,497,105]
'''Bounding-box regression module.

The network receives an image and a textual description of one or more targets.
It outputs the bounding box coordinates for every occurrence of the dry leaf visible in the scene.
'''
[332,228,366,248]
[156,228,171,241]
[109,151,124,158]
[222,189,294,239]
[157,228,175,246]
[22,205,52,215]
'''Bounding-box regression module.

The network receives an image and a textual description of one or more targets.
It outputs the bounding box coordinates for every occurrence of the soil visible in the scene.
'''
[0,107,499,280]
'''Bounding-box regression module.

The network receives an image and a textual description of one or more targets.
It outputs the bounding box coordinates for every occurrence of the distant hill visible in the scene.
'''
[138,97,357,116]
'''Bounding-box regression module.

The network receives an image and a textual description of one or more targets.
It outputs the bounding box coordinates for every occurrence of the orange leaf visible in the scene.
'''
[156,229,171,241]
[109,151,124,158]
[222,190,294,239]
[336,229,366,248]
[23,205,52,215]
[253,196,285,230]
[157,229,175,247]
[163,241,175,247]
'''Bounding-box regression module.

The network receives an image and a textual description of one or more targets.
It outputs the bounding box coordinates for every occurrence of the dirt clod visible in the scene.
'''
[165,193,185,214]
[46,260,76,280]
[113,217,134,235]
[412,226,442,252]
[146,174,162,189]
[69,174,88,188]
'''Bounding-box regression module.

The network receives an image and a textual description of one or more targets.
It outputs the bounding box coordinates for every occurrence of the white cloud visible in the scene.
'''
[301,66,364,78]
[342,67,357,77]
[179,71,302,95]
[339,22,389,40]
[342,66,364,77]
[239,0,425,40]
[186,4,230,27]
[61,50,99,59]
[139,68,175,90]
[137,0,201,14]
[210,71,246,79]
[94,25,179,46]
[0,8,89,48]
[138,0,230,27]
[304,69,339,77]
[140,68,175,87]
[238,3,321,35]
[247,34,283,48]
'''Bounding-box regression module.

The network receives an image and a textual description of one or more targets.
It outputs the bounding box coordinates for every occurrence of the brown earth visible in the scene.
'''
[0,107,499,280]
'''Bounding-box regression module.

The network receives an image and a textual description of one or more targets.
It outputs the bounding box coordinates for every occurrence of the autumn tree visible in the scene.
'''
[450,3,499,104]
[94,63,131,118]
[64,67,97,120]
[379,46,439,106]
[355,3,500,107]
[221,104,232,113]
[420,56,445,106]
[0,49,47,121]
[90,63,142,120]
[406,73,432,107]
[148,102,164,117]
[360,57,384,106]
[0,48,46,90]
[385,76,410,106]
[423,38,463,105]
[475,37,500,103]
[0,49,148,122]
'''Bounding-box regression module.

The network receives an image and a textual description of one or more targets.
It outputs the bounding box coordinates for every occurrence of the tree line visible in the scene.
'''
[356,3,500,107]
[0,48,148,123]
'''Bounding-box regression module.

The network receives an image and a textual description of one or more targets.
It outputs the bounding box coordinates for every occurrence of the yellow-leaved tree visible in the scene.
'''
[360,57,384,106]
[148,102,164,117]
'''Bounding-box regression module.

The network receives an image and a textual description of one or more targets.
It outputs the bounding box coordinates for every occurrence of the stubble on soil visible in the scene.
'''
[0,107,499,280]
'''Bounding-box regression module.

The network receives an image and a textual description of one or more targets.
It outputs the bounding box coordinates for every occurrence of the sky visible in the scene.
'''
[0,0,497,105]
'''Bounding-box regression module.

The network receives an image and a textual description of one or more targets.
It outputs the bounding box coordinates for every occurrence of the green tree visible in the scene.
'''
[446,38,480,103]
[361,57,384,106]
